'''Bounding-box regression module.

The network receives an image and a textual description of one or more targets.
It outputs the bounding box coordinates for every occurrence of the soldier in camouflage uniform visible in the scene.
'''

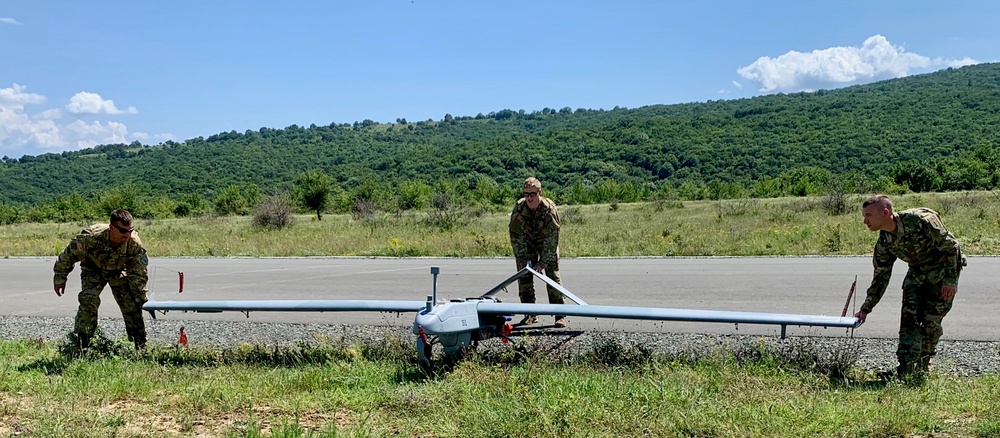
[856,194,966,377]
[54,209,150,350]
[509,177,567,328]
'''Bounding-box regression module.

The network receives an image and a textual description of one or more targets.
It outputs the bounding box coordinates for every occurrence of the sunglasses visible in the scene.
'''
[112,223,135,234]
[523,191,540,198]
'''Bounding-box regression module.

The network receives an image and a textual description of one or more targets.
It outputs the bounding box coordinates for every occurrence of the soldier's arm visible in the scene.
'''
[860,240,896,314]
[125,237,150,292]
[509,209,529,261]
[126,250,150,292]
[53,237,85,285]
[922,214,963,285]
[539,205,560,266]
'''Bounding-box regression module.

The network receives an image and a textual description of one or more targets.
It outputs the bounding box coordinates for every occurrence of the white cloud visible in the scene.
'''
[1,84,171,157]
[0,84,62,154]
[0,105,63,152]
[0,83,45,106]
[65,120,129,149]
[66,91,138,115]
[0,17,20,25]
[732,81,743,89]
[939,56,979,68]
[737,35,980,93]
[132,131,175,143]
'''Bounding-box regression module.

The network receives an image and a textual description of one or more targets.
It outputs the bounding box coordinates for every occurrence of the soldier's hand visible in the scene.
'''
[942,284,958,300]
[534,263,546,273]
[854,310,868,325]
[54,284,66,297]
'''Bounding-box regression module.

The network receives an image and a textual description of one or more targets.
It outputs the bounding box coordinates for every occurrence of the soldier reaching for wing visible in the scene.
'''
[856,194,966,378]
[54,209,150,350]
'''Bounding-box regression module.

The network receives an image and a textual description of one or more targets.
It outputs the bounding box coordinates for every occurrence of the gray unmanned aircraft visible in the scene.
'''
[143,265,861,370]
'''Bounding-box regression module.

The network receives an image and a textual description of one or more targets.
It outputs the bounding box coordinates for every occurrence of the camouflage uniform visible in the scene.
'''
[53,224,150,348]
[861,208,966,373]
[509,196,565,306]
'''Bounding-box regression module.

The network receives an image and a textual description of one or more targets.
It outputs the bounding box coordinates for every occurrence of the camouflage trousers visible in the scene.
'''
[75,267,148,348]
[515,258,565,305]
[897,270,958,371]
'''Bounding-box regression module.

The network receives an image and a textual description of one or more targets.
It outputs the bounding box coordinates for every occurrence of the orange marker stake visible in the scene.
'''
[841,276,857,317]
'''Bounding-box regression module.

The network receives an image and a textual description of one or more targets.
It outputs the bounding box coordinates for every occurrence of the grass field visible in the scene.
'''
[2,335,1000,437]
[3,191,1000,437]
[3,191,1000,258]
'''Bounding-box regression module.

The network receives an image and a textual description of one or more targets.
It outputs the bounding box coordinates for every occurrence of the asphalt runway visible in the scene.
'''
[2,257,996,340]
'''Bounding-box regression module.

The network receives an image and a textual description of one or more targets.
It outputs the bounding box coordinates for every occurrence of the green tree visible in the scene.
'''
[174,193,209,217]
[214,185,250,216]
[0,202,21,225]
[295,169,332,220]
[396,180,431,211]
[96,184,150,218]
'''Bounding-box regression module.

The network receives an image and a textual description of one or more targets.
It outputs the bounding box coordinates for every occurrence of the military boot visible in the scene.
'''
[518,315,538,325]
[917,355,936,373]
[126,325,147,351]
[897,362,918,377]
[895,362,927,384]
[77,332,91,350]
[69,332,91,358]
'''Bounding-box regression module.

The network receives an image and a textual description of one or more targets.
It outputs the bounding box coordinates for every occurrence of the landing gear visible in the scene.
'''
[416,327,434,374]
[415,320,514,374]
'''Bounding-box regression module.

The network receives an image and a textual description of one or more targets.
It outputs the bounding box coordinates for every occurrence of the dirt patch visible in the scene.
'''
[1,393,360,437]
[181,405,359,437]
[0,392,26,436]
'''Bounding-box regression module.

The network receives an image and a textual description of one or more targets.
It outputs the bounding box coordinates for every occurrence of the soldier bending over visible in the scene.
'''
[856,194,966,378]
[54,209,150,350]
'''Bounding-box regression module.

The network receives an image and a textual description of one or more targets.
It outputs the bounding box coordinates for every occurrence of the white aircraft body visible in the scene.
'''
[143,265,861,369]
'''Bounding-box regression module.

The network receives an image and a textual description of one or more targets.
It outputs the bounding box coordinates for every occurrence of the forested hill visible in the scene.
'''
[3,62,1000,206]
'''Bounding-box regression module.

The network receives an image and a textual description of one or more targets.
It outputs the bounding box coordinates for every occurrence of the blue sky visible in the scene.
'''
[1,1,995,157]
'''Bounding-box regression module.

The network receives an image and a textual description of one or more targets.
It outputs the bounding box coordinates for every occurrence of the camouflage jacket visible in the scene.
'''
[509,197,560,265]
[862,208,965,313]
[53,224,149,290]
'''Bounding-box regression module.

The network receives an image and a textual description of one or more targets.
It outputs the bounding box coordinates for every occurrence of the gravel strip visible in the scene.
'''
[2,315,997,377]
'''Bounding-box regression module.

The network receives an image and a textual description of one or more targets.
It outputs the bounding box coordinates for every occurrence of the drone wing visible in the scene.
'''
[143,298,426,314]
[476,302,860,329]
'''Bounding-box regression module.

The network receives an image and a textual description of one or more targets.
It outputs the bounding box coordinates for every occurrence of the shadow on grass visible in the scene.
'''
[18,329,132,375]
[16,356,72,375]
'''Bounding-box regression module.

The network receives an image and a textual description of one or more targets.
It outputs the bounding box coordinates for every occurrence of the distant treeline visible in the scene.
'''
[3,63,1000,224]
[0,167,904,225]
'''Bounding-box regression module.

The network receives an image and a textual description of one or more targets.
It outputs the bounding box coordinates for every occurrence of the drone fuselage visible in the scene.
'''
[413,298,507,356]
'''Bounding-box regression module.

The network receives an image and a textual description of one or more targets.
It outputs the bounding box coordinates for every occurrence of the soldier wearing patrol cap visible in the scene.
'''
[54,209,150,350]
[509,177,567,328]
[856,194,966,378]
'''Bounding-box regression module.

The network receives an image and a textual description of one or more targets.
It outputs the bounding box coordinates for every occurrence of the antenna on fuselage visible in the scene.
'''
[426,266,440,312]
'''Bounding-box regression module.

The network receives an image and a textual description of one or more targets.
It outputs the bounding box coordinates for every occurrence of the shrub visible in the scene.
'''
[173,193,209,217]
[560,206,586,225]
[214,185,251,216]
[422,192,481,231]
[252,196,295,230]
[0,203,19,225]
[396,180,431,211]
[820,189,850,215]
[352,198,377,220]
[715,198,759,219]
[95,184,150,219]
